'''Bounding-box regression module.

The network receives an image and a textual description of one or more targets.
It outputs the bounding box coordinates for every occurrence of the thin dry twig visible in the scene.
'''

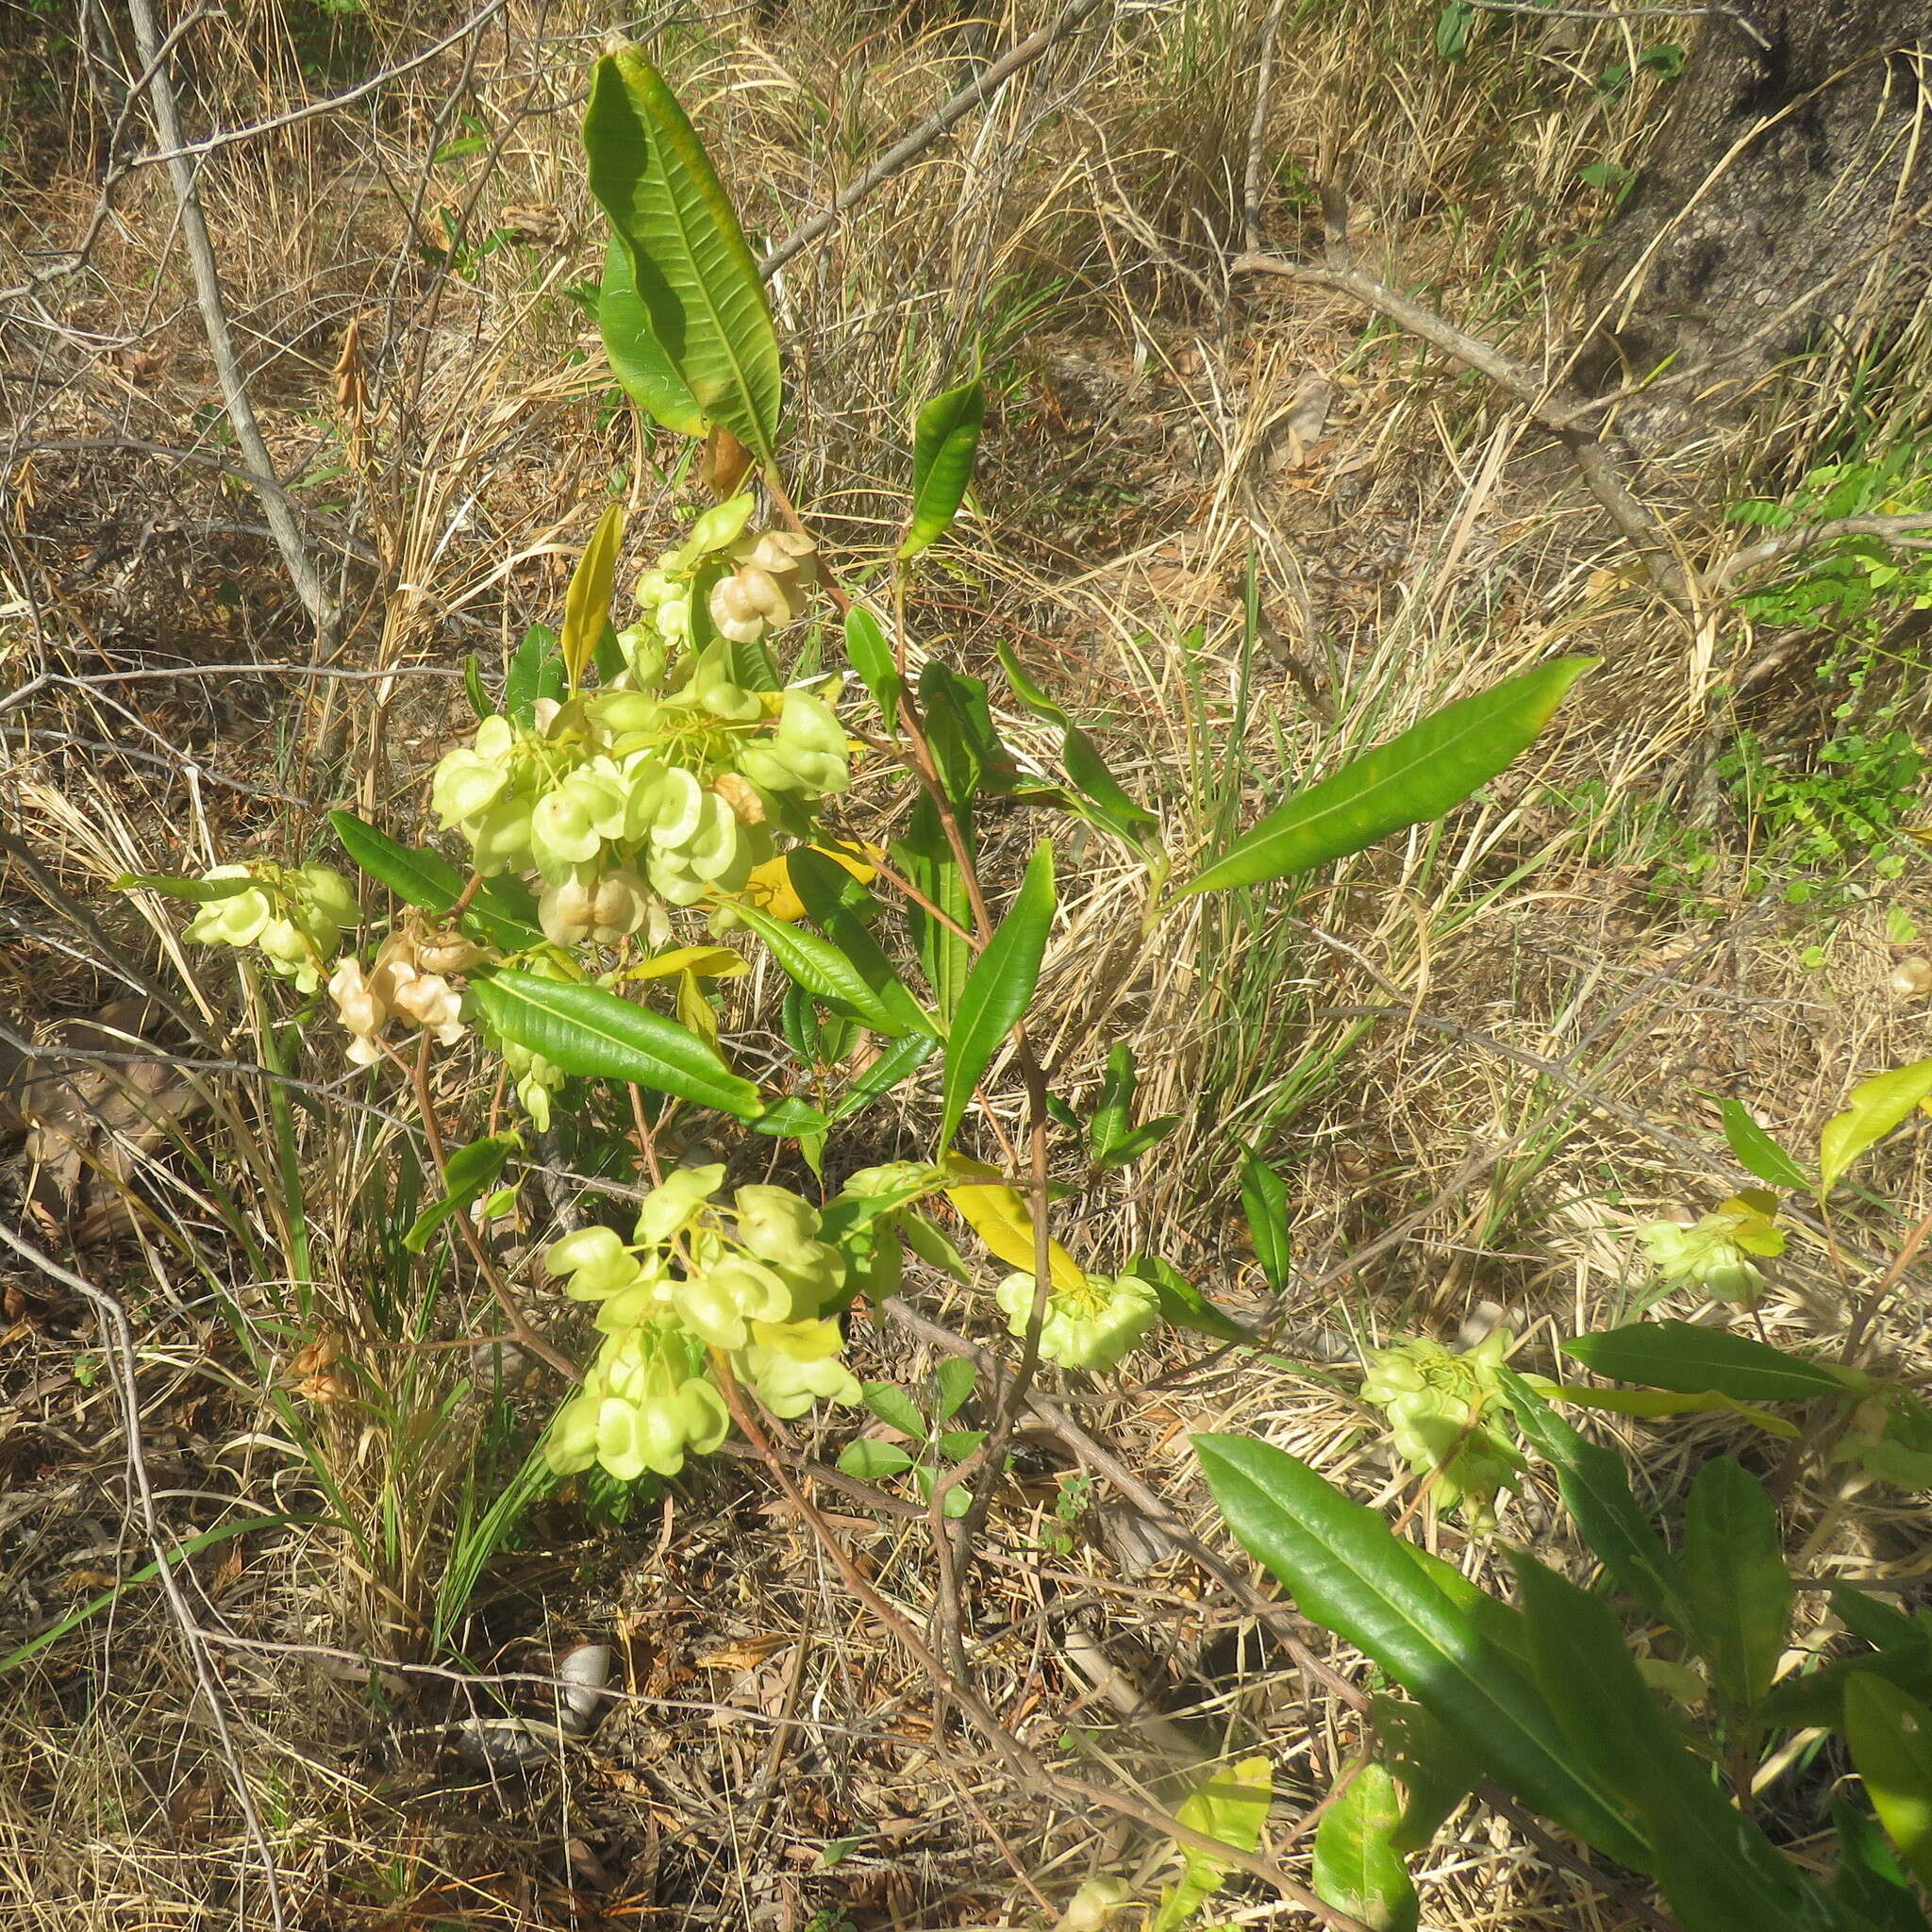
[760,0,1114,277]
[123,0,337,636]
[0,1216,291,1932]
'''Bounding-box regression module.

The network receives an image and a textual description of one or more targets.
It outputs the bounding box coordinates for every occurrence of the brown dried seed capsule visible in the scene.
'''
[1892,957,1932,997]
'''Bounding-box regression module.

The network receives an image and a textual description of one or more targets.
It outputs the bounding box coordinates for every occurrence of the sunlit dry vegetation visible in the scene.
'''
[4,2,1932,1927]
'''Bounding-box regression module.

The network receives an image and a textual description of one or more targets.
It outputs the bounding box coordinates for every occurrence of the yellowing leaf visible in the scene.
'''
[1152,1756,1274,1932]
[560,501,624,691]
[942,1153,1085,1293]
[1819,1055,1932,1193]
[623,945,748,983]
[731,842,882,922]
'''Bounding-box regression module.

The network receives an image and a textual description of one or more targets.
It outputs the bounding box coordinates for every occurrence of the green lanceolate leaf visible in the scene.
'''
[1507,1552,1836,1932]
[1239,1144,1292,1293]
[894,795,973,1019]
[462,652,491,720]
[1833,1798,1932,1932]
[829,1029,941,1122]
[899,378,985,560]
[560,502,625,691]
[1182,657,1596,894]
[1496,1368,1691,1636]
[1193,1433,1650,1869]
[506,623,565,725]
[784,848,940,1040]
[1829,1795,1932,1932]
[404,1133,520,1253]
[598,233,707,435]
[1313,1763,1419,1932]
[1847,1674,1932,1889]
[1757,1633,1932,1732]
[1721,1099,1813,1191]
[326,812,542,953]
[584,50,782,470]
[327,809,454,908]
[1122,1254,1254,1343]
[1821,1057,1932,1194]
[939,841,1054,1149]
[1564,1319,1859,1405]
[997,640,1158,849]
[471,968,761,1118]
[730,896,918,1037]
[843,605,901,734]
[1372,1695,1482,1852]
[1090,1041,1138,1159]
[1680,1457,1792,1709]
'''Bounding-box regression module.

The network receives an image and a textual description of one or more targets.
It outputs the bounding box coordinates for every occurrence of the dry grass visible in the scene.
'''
[4,1,1932,1927]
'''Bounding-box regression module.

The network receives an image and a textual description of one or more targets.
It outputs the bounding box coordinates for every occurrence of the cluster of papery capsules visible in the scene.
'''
[541,1163,865,1480]
[993,1269,1159,1370]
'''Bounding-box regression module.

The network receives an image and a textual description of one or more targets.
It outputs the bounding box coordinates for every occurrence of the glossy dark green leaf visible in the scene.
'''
[404,1133,519,1253]
[1122,1254,1253,1344]
[1313,1763,1418,1932]
[828,1028,941,1122]
[1181,658,1596,893]
[1847,1674,1932,1888]
[843,606,901,733]
[939,841,1054,1149]
[471,968,761,1118]
[326,811,542,954]
[1508,1551,1835,1932]
[730,897,916,1037]
[918,659,1023,805]
[1565,1320,1857,1404]
[894,797,973,1019]
[1497,1368,1690,1634]
[1239,1144,1292,1293]
[505,623,564,726]
[784,849,940,1041]
[584,51,781,468]
[1681,1457,1792,1709]
[597,233,707,435]
[899,379,984,560]
[1193,1433,1649,1869]
[1721,1099,1813,1191]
